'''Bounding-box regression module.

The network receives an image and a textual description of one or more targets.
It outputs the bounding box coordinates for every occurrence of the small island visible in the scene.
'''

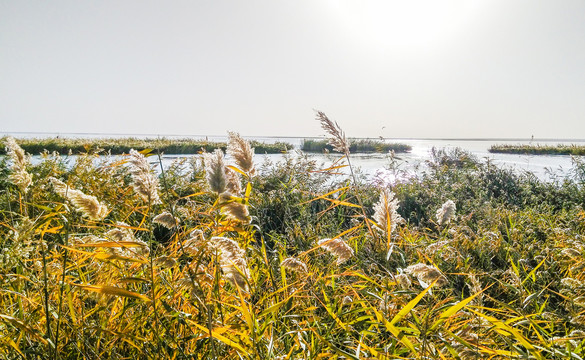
[0,137,293,155]
[489,144,585,156]
[301,138,411,153]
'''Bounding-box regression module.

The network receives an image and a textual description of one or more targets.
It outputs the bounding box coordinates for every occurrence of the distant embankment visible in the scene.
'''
[489,144,585,156]
[0,137,293,155]
[301,138,411,153]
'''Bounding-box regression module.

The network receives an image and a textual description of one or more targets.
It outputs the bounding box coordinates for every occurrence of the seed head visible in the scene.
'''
[280,257,308,274]
[219,193,251,223]
[318,238,354,265]
[436,200,456,225]
[153,212,179,229]
[49,177,108,221]
[405,263,448,287]
[225,166,243,195]
[227,132,255,175]
[372,189,403,234]
[315,111,350,154]
[5,137,32,193]
[213,237,249,290]
[395,273,412,289]
[204,149,227,194]
[128,150,161,204]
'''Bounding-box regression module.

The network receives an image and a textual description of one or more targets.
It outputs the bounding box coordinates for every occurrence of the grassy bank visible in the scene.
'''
[2,129,585,358]
[302,138,411,153]
[489,143,585,155]
[0,136,293,155]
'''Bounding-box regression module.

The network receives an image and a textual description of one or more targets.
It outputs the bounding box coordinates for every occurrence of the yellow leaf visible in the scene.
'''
[187,320,247,354]
[76,241,147,248]
[73,284,151,302]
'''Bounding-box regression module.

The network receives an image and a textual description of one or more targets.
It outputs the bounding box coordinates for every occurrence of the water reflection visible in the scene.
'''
[25,139,585,183]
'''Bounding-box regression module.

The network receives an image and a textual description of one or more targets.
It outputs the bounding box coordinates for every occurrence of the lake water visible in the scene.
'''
[158,137,585,183]
[4,132,585,183]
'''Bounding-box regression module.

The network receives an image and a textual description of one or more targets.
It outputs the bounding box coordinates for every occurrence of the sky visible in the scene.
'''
[1,0,585,139]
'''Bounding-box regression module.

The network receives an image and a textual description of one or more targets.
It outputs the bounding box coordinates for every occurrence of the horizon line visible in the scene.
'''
[1,131,584,142]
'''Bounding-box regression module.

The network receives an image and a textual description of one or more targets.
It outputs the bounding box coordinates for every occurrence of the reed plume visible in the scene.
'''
[183,229,207,255]
[204,149,227,194]
[213,236,249,290]
[225,166,242,195]
[219,193,251,223]
[317,238,354,265]
[315,111,349,154]
[153,212,179,229]
[372,189,403,234]
[49,177,108,221]
[5,137,33,193]
[106,222,149,256]
[280,257,308,274]
[405,263,448,287]
[128,149,161,204]
[436,199,456,225]
[395,273,412,289]
[227,131,255,175]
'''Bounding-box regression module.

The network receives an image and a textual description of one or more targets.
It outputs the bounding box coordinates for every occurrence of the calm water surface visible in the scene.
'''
[7,133,584,183]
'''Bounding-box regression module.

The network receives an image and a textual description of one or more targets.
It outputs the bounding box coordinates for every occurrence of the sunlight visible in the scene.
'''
[326,0,483,54]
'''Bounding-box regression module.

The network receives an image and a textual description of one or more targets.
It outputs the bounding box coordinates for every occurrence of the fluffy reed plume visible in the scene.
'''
[128,149,161,204]
[183,229,207,255]
[372,189,403,234]
[49,177,108,221]
[280,257,308,274]
[436,199,456,225]
[315,111,349,154]
[5,137,33,193]
[405,263,448,287]
[227,131,255,175]
[317,238,354,265]
[204,149,227,193]
[154,256,177,268]
[467,274,483,306]
[213,237,250,290]
[561,277,583,289]
[225,166,242,195]
[106,222,149,256]
[219,193,251,223]
[153,211,179,229]
[394,273,412,289]
[561,248,581,258]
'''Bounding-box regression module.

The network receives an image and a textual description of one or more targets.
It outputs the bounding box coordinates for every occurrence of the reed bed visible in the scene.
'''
[301,138,411,153]
[490,143,585,155]
[0,137,293,155]
[1,117,585,359]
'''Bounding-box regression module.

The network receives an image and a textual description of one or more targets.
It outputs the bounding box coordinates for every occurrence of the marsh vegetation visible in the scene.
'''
[490,143,585,156]
[1,115,585,359]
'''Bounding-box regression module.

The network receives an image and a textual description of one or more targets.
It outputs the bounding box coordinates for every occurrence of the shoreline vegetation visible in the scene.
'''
[2,113,585,358]
[490,143,585,155]
[0,137,412,156]
[0,137,294,155]
[301,138,411,153]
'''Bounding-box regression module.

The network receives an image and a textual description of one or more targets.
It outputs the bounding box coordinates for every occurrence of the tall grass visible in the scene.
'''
[1,125,585,359]
[490,143,585,155]
[301,138,411,153]
[0,137,293,155]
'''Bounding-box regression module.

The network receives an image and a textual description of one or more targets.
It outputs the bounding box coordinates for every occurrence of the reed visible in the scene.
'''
[1,126,584,359]
[0,136,293,155]
[301,138,412,153]
[489,143,585,155]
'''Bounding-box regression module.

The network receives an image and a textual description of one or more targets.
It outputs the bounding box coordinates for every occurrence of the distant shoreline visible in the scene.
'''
[1,131,584,142]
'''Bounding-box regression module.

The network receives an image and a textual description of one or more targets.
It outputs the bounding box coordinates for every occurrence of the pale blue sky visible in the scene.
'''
[1,1,584,139]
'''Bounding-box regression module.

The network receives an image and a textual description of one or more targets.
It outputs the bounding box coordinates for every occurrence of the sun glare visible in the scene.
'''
[327,0,483,54]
